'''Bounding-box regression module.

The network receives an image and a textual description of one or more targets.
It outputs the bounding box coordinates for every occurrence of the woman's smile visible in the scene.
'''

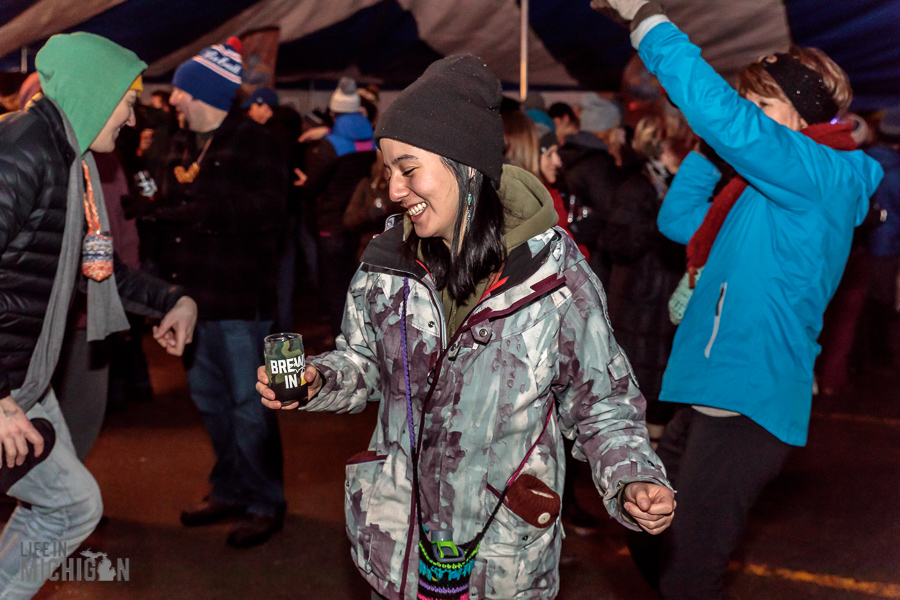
[406,201,427,218]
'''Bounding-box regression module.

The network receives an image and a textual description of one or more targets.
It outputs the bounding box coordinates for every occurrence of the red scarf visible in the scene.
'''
[685,122,856,287]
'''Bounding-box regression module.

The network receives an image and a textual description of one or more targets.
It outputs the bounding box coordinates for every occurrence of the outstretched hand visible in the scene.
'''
[153,296,197,356]
[623,481,676,534]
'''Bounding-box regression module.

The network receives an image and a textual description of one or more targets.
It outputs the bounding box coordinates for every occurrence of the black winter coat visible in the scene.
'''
[304,139,376,236]
[150,111,287,321]
[604,169,685,415]
[558,134,625,283]
[0,97,184,399]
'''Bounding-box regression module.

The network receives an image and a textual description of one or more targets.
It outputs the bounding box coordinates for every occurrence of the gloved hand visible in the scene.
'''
[590,0,649,22]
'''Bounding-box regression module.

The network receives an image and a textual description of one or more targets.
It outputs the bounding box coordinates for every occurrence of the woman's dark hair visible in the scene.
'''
[402,158,506,303]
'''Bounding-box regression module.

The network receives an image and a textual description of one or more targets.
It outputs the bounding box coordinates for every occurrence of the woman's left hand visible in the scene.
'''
[622,482,676,534]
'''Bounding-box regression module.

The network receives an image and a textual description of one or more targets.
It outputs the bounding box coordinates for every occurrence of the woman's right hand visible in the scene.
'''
[256,365,323,410]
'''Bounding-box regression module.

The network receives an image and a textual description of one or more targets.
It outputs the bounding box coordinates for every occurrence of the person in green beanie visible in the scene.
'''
[0,32,197,597]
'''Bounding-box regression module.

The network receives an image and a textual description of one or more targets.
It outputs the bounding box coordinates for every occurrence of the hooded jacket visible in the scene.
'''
[304,166,669,599]
[0,35,181,399]
[640,21,885,445]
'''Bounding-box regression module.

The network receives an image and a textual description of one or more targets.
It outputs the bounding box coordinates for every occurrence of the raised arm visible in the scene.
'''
[632,18,865,212]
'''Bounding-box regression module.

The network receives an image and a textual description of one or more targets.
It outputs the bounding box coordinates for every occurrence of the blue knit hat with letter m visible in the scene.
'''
[172,37,243,111]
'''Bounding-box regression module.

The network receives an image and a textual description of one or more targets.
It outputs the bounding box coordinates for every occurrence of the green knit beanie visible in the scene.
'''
[36,32,146,155]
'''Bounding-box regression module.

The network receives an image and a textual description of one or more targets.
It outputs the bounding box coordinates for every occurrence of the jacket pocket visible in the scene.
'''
[344,453,388,574]
[471,483,558,598]
[704,282,728,358]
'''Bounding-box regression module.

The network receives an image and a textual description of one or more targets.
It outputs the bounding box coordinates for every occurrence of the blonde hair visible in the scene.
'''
[738,45,852,116]
[633,113,695,163]
[502,111,540,178]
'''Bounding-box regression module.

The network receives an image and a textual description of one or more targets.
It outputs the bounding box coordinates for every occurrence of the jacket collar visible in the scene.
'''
[361,217,566,319]
[30,95,77,167]
[359,216,429,281]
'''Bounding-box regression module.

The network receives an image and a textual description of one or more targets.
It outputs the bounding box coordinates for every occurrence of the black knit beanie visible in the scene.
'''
[375,55,504,187]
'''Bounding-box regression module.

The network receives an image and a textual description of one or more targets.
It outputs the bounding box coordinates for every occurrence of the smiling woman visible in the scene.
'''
[588,1,886,598]
[257,53,673,600]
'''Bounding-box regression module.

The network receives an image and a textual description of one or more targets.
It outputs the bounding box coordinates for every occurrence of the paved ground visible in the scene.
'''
[18,303,900,600]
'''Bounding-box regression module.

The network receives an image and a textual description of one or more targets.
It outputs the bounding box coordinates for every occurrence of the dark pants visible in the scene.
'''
[628,408,793,600]
[859,255,900,365]
[318,232,358,338]
[53,328,109,461]
[183,319,285,517]
[275,213,320,332]
[108,312,154,409]
[817,248,869,392]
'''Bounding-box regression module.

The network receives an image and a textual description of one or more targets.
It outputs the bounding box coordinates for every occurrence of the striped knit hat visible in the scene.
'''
[172,37,243,111]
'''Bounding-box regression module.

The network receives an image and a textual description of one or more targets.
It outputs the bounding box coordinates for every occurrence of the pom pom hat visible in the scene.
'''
[173,37,243,111]
[330,77,361,114]
[375,55,505,187]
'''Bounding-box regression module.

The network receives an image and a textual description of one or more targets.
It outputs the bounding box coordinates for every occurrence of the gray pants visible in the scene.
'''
[0,389,103,599]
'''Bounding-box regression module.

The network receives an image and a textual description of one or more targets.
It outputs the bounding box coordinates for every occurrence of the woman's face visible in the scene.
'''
[540,145,562,184]
[744,90,807,131]
[381,138,461,246]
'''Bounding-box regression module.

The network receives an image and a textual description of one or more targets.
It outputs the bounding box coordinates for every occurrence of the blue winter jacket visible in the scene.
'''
[638,20,884,446]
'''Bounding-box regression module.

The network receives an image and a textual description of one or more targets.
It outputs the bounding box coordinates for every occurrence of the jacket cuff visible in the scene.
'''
[616,486,639,527]
[163,285,188,313]
[631,13,670,49]
[630,1,664,30]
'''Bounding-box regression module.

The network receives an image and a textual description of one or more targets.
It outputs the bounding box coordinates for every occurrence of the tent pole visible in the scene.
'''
[520,0,528,101]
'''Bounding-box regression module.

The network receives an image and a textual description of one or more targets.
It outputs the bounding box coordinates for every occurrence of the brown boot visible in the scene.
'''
[226,512,283,548]
[180,496,247,527]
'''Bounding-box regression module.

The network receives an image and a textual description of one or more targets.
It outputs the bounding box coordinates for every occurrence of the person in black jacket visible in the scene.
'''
[302,77,377,340]
[0,33,196,597]
[558,93,627,284]
[604,112,694,442]
[154,38,288,549]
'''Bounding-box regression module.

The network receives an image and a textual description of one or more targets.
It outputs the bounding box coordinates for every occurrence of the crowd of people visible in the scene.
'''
[0,0,897,598]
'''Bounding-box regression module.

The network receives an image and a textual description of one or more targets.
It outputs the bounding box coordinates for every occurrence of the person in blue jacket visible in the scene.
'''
[589,1,884,598]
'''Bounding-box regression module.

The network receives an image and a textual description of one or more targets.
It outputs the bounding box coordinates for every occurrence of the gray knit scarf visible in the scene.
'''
[14,97,129,412]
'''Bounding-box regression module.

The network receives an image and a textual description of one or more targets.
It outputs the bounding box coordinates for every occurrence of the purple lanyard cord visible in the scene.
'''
[401,277,417,451]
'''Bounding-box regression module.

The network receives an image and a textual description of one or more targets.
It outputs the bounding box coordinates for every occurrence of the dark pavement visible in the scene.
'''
[24,306,900,600]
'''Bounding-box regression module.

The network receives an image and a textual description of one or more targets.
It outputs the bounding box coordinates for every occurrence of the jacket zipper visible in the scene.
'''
[704,282,728,358]
[397,269,564,597]
[398,272,443,597]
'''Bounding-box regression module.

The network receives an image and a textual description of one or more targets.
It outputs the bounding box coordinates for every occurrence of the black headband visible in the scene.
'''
[761,53,839,125]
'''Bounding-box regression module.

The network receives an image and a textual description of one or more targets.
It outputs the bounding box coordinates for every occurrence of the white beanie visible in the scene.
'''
[330,77,360,114]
